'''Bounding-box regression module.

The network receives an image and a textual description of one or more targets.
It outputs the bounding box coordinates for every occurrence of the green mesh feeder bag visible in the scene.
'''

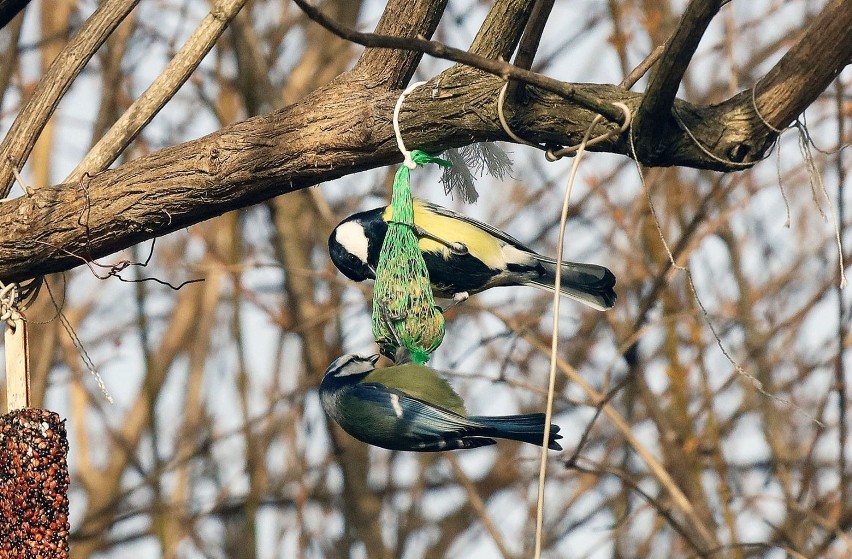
[372,151,450,364]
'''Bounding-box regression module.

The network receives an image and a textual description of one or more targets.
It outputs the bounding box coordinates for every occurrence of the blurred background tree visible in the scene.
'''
[0,0,849,557]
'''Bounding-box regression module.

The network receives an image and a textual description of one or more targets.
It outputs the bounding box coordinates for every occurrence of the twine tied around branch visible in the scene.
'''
[496,82,632,162]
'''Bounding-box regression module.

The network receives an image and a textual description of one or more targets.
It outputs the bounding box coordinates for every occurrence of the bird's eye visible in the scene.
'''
[347,253,360,264]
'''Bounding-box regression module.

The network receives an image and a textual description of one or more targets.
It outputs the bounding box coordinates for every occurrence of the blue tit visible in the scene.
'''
[328,199,616,310]
[319,354,563,452]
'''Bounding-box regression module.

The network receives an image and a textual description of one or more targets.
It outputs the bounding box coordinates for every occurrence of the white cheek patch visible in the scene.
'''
[339,361,375,376]
[335,221,371,263]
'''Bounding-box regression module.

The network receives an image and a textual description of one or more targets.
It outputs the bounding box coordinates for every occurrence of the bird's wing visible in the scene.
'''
[414,199,534,253]
[364,364,467,415]
[353,383,483,437]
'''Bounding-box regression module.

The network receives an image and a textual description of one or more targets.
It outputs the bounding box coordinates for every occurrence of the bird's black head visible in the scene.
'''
[328,208,388,282]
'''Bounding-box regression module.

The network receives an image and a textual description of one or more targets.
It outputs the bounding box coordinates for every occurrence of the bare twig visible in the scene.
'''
[621,44,666,90]
[488,306,718,552]
[636,0,722,149]
[90,11,137,140]
[68,0,250,181]
[566,461,704,555]
[508,0,554,100]
[292,0,626,123]
[0,0,140,197]
[447,454,516,559]
[0,7,24,110]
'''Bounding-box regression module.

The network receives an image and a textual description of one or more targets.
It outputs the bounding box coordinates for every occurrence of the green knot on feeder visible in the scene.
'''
[372,150,451,364]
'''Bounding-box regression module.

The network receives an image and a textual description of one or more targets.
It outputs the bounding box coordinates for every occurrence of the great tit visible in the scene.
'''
[319,353,563,452]
[328,199,617,310]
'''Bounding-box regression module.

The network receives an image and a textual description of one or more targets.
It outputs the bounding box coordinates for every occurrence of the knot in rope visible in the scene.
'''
[0,281,21,325]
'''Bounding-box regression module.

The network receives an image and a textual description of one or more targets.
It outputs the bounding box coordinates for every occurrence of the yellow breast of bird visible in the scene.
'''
[383,202,507,269]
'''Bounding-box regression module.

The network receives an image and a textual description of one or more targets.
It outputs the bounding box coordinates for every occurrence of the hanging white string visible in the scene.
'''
[793,121,847,289]
[533,105,632,558]
[747,81,842,285]
[496,83,544,150]
[500,84,635,555]
[393,81,428,169]
[546,103,631,161]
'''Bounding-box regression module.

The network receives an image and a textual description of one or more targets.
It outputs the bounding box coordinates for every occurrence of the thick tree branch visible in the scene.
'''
[0,0,848,283]
[467,0,534,60]
[751,0,852,131]
[351,0,448,88]
[635,0,722,156]
[694,0,852,164]
[0,0,140,197]
[0,74,766,282]
[512,0,553,70]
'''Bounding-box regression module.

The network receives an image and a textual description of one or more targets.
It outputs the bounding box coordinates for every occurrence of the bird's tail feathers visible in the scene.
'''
[471,413,563,451]
[526,256,617,311]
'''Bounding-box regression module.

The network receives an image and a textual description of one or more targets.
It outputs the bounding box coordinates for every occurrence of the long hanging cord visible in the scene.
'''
[533,114,605,559]
[499,93,631,556]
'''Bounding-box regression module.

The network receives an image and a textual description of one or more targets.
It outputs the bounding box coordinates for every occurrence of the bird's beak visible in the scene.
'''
[368,353,381,365]
[367,264,377,279]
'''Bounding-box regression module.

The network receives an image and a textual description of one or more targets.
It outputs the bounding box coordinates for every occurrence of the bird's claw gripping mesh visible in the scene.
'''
[372,150,450,364]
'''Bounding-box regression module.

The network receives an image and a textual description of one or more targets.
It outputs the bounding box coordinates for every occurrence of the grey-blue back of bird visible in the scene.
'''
[320,355,563,452]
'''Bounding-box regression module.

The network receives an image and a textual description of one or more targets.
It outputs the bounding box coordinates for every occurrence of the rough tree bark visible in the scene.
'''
[0,0,849,284]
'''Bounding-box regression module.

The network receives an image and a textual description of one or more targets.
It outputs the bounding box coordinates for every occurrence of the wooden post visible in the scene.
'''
[4,313,30,412]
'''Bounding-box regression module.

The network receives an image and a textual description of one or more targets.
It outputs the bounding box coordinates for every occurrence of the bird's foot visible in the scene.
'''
[453,292,469,303]
[439,292,469,312]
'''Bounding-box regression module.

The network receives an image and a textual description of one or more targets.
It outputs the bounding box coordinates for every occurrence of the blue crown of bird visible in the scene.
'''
[328,199,617,310]
[320,353,563,452]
